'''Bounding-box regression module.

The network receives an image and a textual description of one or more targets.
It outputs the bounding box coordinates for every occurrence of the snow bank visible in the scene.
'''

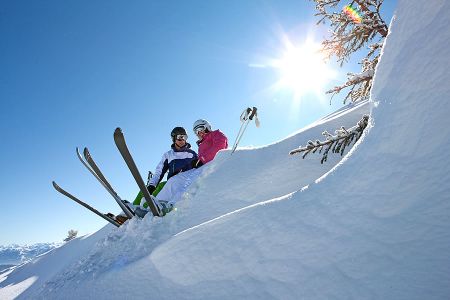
[2,0,450,299]
[0,95,368,300]
[145,0,450,298]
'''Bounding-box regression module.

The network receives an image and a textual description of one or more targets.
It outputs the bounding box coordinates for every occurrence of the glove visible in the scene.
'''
[147,185,156,195]
[191,158,204,168]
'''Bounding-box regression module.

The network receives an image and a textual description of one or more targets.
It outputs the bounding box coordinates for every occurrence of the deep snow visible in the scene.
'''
[1,0,450,299]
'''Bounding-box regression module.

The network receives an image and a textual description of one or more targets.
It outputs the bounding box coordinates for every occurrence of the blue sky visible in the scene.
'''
[0,1,397,245]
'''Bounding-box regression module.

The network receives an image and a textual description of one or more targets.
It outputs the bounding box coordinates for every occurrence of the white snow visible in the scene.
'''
[348,69,374,81]
[2,0,450,299]
[0,243,61,267]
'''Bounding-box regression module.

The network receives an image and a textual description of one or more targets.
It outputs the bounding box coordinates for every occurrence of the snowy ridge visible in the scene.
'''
[0,243,60,267]
[0,94,369,300]
[2,0,450,298]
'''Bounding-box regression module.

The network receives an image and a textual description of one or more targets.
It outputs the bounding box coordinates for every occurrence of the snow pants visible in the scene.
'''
[155,168,203,205]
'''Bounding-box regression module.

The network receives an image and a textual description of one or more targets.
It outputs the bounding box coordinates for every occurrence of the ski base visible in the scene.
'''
[76,147,135,219]
[113,127,163,217]
[52,181,121,227]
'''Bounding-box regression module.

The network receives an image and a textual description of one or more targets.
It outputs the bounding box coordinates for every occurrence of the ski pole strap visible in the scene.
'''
[232,107,251,151]
[232,106,260,153]
[240,107,252,122]
[231,106,260,154]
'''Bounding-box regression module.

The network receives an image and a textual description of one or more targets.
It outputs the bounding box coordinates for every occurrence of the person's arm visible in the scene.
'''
[148,153,169,187]
[199,131,228,164]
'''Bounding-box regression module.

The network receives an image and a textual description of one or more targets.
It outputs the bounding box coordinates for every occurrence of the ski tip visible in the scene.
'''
[52,181,59,189]
[83,147,90,158]
[113,127,124,143]
[75,147,86,163]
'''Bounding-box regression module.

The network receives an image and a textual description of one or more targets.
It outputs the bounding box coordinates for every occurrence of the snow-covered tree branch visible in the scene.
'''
[312,0,388,103]
[289,115,369,163]
[64,229,78,242]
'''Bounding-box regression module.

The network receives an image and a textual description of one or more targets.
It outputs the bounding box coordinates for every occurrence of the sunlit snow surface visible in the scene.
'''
[1,0,450,298]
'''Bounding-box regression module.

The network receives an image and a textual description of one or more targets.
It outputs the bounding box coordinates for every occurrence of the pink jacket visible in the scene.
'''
[197,129,228,164]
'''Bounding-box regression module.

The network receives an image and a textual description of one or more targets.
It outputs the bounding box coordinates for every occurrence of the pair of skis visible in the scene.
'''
[52,127,163,228]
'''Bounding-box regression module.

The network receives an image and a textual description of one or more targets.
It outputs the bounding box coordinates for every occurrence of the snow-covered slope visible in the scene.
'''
[0,100,369,300]
[1,0,450,298]
[0,227,114,299]
[0,96,368,300]
[0,243,60,270]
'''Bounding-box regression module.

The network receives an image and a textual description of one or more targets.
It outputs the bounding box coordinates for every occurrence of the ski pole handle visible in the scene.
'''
[249,107,257,120]
[240,107,252,122]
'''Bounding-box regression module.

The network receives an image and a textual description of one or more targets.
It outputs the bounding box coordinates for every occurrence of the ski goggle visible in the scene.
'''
[194,126,206,135]
[175,134,188,141]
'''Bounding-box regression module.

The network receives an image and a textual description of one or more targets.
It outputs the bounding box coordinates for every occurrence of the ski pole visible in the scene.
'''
[233,107,257,153]
[231,107,251,153]
[231,107,259,154]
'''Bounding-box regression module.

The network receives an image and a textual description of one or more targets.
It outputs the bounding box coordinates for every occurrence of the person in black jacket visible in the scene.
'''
[133,126,197,208]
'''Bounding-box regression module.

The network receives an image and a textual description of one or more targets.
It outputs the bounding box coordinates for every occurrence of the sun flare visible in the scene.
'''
[272,39,337,100]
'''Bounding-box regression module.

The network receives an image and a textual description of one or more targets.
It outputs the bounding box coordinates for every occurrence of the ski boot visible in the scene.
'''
[157,200,174,216]
[105,213,129,225]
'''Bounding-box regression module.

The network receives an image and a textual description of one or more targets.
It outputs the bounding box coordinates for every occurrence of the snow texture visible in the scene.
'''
[1,0,450,299]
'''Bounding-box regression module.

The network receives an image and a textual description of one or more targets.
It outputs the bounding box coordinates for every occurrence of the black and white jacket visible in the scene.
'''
[149,143,198,187]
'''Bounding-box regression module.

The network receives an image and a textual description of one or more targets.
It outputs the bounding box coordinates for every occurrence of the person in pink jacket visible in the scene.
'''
[192,119,228,167]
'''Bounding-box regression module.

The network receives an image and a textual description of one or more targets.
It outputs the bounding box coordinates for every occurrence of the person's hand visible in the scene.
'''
[147,185,156,195]
[191,159,204,168]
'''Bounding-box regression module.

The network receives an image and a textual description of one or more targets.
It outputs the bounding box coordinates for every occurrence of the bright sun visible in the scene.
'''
[272,39,337,99]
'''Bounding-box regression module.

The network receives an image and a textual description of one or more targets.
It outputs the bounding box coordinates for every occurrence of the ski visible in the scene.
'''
[76,147,135,219]
[52,181,122,227]
[113,127,163,217]
[83,147,135,217]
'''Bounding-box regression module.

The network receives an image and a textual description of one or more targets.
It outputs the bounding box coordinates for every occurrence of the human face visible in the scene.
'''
[174,134,187,148]
[195,127,207,139]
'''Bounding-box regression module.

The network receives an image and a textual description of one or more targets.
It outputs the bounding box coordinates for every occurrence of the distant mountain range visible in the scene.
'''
[0,243,61,271]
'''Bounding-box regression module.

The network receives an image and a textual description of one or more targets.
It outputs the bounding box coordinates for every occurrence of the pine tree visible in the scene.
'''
[312,0,388,103]
[290,115,369,163]
[64,229,78,242]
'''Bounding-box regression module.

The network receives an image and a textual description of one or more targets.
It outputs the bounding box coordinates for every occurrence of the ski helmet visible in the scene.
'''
[171,126,187,141]
[193,119,212,134]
